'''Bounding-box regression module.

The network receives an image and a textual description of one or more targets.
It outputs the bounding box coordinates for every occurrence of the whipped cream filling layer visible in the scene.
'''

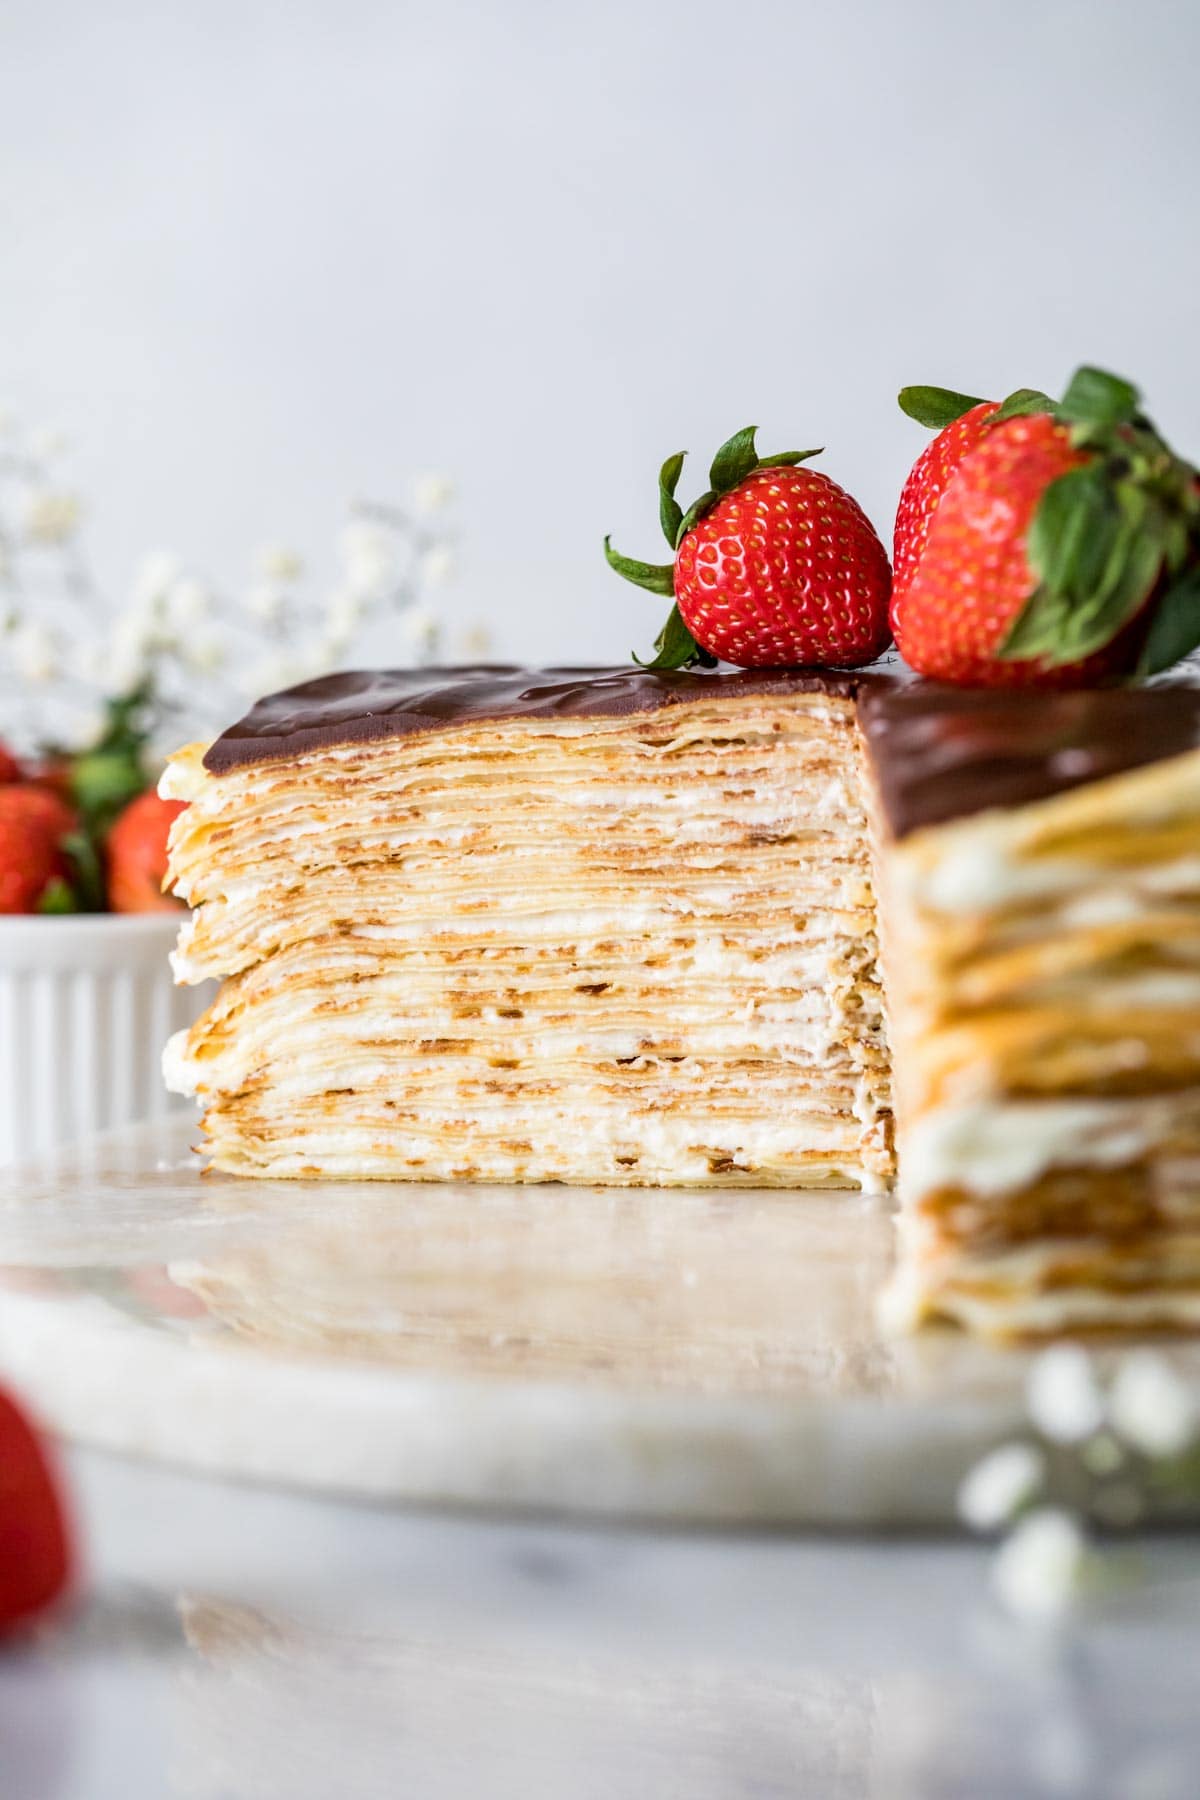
[880,1249,1200,1339]
[900,1093,1200,1202]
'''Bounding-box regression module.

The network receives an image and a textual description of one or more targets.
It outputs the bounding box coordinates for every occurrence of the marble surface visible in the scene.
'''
[2,1119,1200,1527]
[3,1446,1199,1799]
[3,1119,1200,1795]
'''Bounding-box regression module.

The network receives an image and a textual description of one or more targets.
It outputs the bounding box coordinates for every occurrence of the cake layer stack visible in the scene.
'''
[861,684,1200,1340]
[164,667,893,1189]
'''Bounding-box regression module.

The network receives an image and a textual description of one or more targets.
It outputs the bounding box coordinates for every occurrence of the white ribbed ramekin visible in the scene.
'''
[0,915,208,1167]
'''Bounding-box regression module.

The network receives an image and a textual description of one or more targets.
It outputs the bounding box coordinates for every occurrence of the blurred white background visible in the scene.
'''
[2,0,1197,667]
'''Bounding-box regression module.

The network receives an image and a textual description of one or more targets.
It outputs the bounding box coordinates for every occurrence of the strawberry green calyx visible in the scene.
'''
[899,383,1059,432]
[605,426,822,669]
[898,386,990,431]
[997,367,1200,674]
[635,603,717,672]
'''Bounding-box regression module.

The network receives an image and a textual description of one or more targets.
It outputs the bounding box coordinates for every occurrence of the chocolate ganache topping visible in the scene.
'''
[858,675,1200,839]
[203,664,868,772]
[203,661,1200,839]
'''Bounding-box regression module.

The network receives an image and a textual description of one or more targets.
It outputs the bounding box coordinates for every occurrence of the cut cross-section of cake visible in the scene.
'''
[860,682,1200,1339]
[163,667,893,1190]
[164,660,1200,1339]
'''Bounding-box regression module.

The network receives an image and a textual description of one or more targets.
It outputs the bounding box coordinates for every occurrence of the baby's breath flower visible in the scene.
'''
[61,703,107,752]
[102,611,156,692]
[399,603,439,655]
[413,472,455,515]
[459,623,492,659]
[341,518,397,591]
[991,1507,1089,1623]
[245,581,286,624]
[8,621,59,683]
[319,632,352,665]
[958,1442,1045,1531]
[238,653,294,698]
[1081,1432,1125,1477]
[1109,1350,1196,1460]
[167,577,213,629]
[23,489,81,545]
[324,586,365,636]
[130,551,183,617]
[421,543,456,588]
[182,632,225,674]
[1026,1344,1105,1445]
[0,421,459,768]
[254,544,304,583]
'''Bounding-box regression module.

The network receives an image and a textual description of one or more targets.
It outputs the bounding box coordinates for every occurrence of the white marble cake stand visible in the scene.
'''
[0,1119,1195,1527]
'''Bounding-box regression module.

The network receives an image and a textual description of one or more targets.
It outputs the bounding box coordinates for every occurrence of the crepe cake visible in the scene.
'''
[163,667,893,1192]
[859,680,1200,1339]
[163,663,1200,1339]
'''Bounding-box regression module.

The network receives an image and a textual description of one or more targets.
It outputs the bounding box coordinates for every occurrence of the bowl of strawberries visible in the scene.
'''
[0,710,206,1167]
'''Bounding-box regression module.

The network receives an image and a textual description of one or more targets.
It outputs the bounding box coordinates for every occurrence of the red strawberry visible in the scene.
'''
[25,755,75,803]
[0,1386,74,1633]
[895,367,1200,688]
[105,790,186,914]
[0,787,76,913]
[892,397,998,635]
[605,427,891,670]
[0,742,23,786]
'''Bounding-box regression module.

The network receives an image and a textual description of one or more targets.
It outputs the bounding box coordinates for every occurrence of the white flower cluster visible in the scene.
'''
[957,1344,1197,1624]
[0,416,481,754]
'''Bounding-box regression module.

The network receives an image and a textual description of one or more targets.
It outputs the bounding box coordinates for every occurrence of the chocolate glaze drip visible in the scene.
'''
[203,664,869,772]
[858,677,1200,840]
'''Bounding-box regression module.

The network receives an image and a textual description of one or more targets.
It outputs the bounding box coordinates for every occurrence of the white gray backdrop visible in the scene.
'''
[3,0,1197,666]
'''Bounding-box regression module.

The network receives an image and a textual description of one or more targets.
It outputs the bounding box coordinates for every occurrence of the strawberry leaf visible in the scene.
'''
[675,489,718,546]
[658,452,686,550]
[633,604,715,671]
[988,387,1057,426]
[1060,366,1140,428]
[708,427,759,495]
[61,829,105,912]
[898,386,987,430]
[1137,565,1200,677]
[756,449,823,471]
[603,537,675,597]
[1052,530,1161,664]
[1027,465,1117,598]
[999,587,1072,662]
[37,877,78,915]
[69,747,147,836]
[1005,475,1167,666]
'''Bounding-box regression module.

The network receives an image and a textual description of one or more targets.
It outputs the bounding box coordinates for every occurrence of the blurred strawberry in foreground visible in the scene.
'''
[0,741,23,786]
[606,427,892,670]
[105,791,186,914]
[0,788,77,914]
[0,1387,73,1633]
[893,367,1200,688]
